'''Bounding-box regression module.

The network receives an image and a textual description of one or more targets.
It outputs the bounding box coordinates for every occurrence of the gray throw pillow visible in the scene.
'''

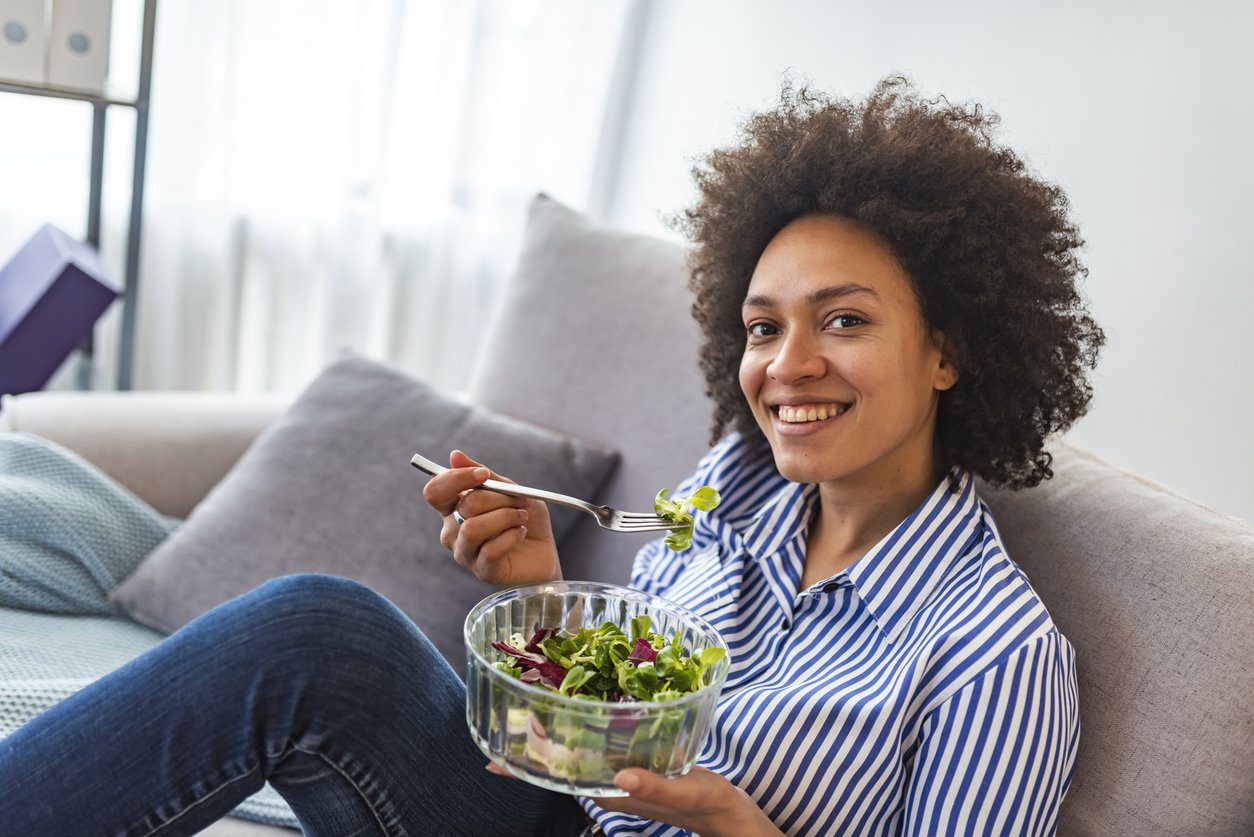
[467,194,712,583]
[109,356,619,675]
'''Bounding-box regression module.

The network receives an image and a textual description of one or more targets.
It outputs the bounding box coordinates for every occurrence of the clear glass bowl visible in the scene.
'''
[464,581,730,796]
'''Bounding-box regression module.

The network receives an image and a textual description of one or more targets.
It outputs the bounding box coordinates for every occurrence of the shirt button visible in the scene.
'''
[780,618,789,630]
[822,582,842,593]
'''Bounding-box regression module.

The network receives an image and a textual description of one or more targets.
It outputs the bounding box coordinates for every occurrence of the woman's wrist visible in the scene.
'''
[711,785,782,837]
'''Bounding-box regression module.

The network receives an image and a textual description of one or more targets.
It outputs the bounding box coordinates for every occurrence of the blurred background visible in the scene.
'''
[1,0,1250,523]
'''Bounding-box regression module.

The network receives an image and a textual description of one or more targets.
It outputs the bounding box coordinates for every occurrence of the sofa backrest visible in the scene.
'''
[981,448,1254,834]
[468,195,713,583]
[0,391,290,518]
[470,194,1254,834]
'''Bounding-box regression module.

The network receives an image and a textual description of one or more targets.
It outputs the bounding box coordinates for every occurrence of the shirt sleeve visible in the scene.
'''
[903,630,1080,836]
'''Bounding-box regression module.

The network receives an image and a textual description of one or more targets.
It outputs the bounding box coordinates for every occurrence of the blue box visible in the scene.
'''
[0,224,120,395]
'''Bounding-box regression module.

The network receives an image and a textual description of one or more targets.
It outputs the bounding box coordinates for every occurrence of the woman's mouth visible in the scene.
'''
[772,403,850,423]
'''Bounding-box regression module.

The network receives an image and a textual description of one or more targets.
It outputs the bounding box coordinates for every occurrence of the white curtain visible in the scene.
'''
[0,0,633,394]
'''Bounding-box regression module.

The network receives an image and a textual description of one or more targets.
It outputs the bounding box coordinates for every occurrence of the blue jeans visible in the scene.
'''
[0,574,590,836]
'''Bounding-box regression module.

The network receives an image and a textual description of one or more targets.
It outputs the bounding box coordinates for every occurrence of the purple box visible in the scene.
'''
[0,224,120,395]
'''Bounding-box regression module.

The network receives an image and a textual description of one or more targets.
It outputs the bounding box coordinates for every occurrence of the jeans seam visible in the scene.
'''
[289,741,399,837]
[134,760,265,837]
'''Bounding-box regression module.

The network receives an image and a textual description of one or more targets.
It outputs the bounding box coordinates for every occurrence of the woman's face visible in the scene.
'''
[738,214,957,492]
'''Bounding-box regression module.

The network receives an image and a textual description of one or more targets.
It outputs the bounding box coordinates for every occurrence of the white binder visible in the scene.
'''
[0,0,48,85]
[46,0,112,93]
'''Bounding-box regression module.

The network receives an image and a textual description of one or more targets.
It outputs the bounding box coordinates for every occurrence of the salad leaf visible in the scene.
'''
[491,639,568,689]
[654,485,722,551]
[627,637,658,664]
[630,614,651,642]
[559,665,598,696]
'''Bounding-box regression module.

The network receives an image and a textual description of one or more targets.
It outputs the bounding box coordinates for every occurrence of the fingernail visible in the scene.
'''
[473,467,490,481]
[615,771,640,792]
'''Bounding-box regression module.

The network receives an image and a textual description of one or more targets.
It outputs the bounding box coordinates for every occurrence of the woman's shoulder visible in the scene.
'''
[909,502,1073,696]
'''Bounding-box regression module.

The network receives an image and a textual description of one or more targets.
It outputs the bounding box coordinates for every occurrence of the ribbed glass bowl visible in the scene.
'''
[464,581,730,796]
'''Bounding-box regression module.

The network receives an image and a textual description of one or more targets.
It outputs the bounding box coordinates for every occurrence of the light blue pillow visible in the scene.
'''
[0,433,177,615]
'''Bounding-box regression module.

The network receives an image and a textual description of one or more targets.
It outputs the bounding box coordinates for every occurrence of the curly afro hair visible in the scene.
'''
[675,76,1104,490]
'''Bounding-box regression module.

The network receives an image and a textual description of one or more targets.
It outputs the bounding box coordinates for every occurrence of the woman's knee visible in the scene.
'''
[250,573,390,618]
[236,574,419,666]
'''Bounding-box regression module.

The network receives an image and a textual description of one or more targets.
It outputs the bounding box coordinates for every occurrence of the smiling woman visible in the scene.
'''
[683,78,1105,493]
[739,218,957,488]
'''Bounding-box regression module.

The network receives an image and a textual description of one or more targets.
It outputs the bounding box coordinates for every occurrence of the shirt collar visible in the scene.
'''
[734,469,983,645]
[738,479,819,561]
[845,471,983,643]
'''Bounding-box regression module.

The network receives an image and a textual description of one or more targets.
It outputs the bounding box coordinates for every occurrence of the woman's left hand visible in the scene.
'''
[590,766,782,837]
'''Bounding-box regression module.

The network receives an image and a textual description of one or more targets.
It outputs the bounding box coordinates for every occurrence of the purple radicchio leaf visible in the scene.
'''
[491,639,567,689]
[525,628,558,654]
[628,637,658,664]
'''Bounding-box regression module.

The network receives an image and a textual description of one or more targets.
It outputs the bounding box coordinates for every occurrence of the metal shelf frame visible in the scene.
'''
[0,0,157,390]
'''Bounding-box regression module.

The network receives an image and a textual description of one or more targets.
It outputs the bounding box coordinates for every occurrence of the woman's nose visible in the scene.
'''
[766,330,825,382]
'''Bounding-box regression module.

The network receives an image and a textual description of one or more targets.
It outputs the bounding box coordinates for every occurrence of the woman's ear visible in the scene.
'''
[931,329,959,392]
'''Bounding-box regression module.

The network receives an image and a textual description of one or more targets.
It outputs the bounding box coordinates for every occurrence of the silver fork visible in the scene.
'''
[410,453,683,533]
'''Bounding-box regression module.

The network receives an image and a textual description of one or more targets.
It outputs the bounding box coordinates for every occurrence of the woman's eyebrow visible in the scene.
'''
[742,283,880,308]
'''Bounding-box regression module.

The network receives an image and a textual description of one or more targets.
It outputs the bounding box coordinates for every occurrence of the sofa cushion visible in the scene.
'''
[467,194,714,583]
[109,356,619,675]
[980,443,1254,834]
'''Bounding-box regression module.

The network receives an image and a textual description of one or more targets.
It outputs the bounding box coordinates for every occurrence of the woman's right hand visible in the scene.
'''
[420,450,562,586]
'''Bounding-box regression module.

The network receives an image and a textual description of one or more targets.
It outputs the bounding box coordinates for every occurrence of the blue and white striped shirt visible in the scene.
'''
[584,434,1079,836]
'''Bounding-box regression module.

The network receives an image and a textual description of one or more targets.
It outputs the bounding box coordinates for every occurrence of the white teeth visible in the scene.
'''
[778,404,845,423]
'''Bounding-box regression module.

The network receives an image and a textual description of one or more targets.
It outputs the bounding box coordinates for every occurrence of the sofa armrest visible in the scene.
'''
[0,391,290,517]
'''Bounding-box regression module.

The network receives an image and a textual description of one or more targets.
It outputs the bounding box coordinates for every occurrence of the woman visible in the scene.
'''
[0,78,1101,836]
[428,78,1101,835]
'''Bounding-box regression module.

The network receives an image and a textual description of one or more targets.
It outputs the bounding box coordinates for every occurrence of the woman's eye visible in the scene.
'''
[745,322,778,338]
[827,314,865,329]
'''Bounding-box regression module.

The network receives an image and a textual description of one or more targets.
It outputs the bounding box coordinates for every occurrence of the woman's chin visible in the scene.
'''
[769,452,840,485]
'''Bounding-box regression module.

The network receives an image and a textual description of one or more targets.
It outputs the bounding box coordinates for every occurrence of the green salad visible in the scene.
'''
[488,615,729,781]
[492,615,726,701]
[654,485,721,551]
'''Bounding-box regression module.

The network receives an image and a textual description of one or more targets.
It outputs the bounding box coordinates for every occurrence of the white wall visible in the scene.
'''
[601,0,1254,524]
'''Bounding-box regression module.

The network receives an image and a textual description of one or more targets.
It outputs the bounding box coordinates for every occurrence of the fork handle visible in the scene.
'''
[409,453,600,517]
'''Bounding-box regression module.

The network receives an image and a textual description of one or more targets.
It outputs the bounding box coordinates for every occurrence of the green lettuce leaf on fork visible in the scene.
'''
[654,485,721,551]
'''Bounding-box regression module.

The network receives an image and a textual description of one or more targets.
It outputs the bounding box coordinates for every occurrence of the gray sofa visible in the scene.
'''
[2,195,1251,835]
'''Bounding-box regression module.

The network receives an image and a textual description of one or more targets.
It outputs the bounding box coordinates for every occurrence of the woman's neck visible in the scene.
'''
[800,461,944,590]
